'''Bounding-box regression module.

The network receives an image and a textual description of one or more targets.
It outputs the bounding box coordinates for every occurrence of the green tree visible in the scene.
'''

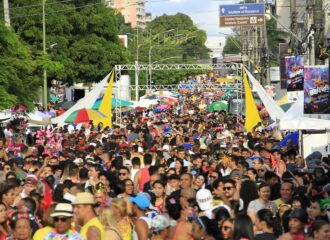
[9,0,130,84]
[0,21,40,110]
[222,36,242,55]
[266,17,289,66]
[128,13,210,85]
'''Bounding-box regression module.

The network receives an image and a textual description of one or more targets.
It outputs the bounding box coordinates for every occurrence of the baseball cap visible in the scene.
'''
[196,189,213,211]
[129,193,151,210]
[14,157,24,168]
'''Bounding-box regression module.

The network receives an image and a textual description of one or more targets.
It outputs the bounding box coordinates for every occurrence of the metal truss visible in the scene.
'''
[114,63,243,126]
[124,83,241,91]
[115,63,241,71]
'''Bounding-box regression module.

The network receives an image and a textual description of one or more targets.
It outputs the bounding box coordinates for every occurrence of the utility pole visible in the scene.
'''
[3,0,11,27]
[43,0,48,108]
[290,0,299,55]
[135,27,139,101]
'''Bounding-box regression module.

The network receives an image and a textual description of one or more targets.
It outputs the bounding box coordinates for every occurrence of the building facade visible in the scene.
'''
[105,0,147,28]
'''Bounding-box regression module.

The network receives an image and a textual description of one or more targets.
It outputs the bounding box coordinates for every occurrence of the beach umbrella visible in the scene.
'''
[207,101,228,112]
[65,108,106,124]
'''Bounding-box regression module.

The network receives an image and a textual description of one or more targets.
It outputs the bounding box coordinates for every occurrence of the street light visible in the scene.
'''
[148,28,175,89]
[43,0,47,108]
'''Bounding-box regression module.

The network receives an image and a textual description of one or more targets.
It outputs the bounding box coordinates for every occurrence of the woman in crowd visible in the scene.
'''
[111,198,132,240]
[255,209,277,240]
[232,214,254,240]
[247,183,277,223]
[0,202,9,240]
[220,218,233,240]
[239,180,258,214]
[98,206,122,240]
[152,180,166,213]
[0,183,16,211]
[311,220,330,240]
[9,213,34,240]
[190,216,219,240]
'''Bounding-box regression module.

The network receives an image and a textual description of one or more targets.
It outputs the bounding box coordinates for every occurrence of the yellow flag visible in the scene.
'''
[243,69,262,132]
[98,71,114,128]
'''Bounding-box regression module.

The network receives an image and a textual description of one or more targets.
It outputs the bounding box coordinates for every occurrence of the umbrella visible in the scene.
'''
[279,131,299,147]
[56,101,76,110]
[65,108,106,124]
[207,101,228,112]
[92,97,133,109]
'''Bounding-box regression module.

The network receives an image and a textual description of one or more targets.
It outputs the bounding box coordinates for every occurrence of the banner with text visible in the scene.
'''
[285,56,304,92]
[304,65,330,114]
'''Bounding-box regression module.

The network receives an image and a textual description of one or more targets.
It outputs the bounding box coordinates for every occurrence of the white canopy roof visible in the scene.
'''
[279,95,330,130]
[51,72,111,126]
[244,68,285,121]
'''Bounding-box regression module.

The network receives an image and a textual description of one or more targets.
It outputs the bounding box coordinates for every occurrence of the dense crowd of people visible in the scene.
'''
[0,80,329,240]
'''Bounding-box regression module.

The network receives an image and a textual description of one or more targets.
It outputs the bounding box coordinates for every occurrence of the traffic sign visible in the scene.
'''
[219,3,265,27]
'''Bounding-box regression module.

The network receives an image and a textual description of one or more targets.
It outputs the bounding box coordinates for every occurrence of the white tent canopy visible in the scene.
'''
[51,72,111,126]
[279,95,330,130]
[244,68,285,121]
[244,68,330,130]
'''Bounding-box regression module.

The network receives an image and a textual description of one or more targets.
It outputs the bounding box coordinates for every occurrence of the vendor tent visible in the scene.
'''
[52,72,111,126]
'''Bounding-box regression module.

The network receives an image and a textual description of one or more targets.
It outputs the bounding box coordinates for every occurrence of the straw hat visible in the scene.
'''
[50,203,74,217]
[72,192,95,205]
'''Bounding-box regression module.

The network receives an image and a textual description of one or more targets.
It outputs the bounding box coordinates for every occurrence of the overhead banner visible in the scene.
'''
[285,56,304,92]
[304,65,330,114]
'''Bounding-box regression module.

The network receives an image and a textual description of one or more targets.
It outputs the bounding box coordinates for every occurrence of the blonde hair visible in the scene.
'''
[111,198,128,217]
[98,206,121,234]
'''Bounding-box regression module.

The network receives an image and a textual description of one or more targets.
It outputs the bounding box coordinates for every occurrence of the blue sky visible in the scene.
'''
[145,0,241,56]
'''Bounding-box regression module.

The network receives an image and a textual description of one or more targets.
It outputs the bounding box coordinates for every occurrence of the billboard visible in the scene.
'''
[285,55,304,92]
[304,65,330,114]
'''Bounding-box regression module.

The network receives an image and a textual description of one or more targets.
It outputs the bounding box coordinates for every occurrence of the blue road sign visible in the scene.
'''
[219,4,265,17]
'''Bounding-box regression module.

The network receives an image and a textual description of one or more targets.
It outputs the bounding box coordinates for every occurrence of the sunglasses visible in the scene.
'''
[257,169,265,172]
[119,172,127,176]
[210,175,217,179]
[221,226,232,231]
[54,217,70,222]
[223,187,234,191]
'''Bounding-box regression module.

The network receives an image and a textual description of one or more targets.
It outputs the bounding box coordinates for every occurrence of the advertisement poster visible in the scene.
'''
[285,56,304,92]
[304,65,330,114]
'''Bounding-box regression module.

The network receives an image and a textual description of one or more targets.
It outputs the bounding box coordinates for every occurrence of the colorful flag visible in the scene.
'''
[243,69,262,132]
[98,71,115,128]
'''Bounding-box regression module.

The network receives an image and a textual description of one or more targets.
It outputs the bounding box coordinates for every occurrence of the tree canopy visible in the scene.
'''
[9,0,130,84]
[127,13,210,85]
[0,21,40,110]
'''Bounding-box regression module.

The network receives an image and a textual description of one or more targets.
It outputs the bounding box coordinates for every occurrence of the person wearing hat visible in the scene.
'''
[129,193,152,240]
[73,192,105,240]
[21,175,38,197]
[44,203,83,239]
[278,208,309,240]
